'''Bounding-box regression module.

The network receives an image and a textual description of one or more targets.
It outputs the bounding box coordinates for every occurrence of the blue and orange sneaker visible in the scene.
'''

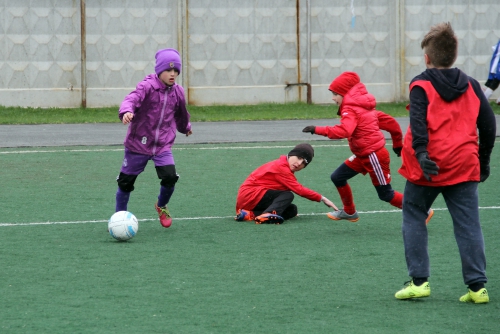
[235,209,255,221]
[254,211,284,225]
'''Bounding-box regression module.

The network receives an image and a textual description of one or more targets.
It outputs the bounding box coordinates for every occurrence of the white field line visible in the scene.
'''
[0,144,347,154]
[2,140,500,155]
[2,142,499,226]
[1,206,500,227]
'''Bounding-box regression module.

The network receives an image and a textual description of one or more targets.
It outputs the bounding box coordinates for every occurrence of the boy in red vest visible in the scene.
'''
[235,143,337,224]
[394,22,496,303]
[302,72,432,223]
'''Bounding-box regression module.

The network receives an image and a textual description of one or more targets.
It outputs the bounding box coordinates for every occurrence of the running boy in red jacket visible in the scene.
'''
[302,72,433,223]
[235,143,337,224]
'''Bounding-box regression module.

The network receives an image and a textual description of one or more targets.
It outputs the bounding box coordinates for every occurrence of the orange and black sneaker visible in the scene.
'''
[155,202,172,228]
[235,209,255,221]
[254,211,284,225]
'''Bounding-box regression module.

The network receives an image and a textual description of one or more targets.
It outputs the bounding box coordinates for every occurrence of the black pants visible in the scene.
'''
[253,190,298,220]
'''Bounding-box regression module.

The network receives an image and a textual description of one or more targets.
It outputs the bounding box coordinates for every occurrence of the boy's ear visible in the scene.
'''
[424,53,432,67]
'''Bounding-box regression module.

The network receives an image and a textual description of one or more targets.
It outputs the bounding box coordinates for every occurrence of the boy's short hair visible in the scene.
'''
[421,22,458,68]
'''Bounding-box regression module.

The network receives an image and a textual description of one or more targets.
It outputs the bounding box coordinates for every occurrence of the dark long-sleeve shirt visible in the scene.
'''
[409,68,496,161]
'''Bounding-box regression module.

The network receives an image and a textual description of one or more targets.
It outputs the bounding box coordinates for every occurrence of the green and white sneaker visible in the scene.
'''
[395,280,430,300]
[459,288,489,304]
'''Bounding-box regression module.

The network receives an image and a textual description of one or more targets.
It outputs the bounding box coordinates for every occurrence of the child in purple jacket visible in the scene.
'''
[115,48,192,228]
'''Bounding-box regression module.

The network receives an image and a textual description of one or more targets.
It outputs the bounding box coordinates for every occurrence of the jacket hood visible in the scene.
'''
[419,68,469,102]
[338,82,376,114]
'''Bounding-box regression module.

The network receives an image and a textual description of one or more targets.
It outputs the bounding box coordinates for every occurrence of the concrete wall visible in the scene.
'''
[0,0,499,108]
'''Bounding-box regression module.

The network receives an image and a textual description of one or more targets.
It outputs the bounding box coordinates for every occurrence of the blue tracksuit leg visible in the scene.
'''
[441,182,487,285]
[402,181,487,285]
[402,181,439,278]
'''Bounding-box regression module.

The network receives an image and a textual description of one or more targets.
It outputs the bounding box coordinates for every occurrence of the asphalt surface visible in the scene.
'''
[0,117,499,148]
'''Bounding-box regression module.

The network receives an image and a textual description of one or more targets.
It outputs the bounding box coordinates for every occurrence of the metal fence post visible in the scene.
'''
[80,0,87,108]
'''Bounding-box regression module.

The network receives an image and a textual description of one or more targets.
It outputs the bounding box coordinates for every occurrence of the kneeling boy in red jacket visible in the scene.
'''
[235,143,337,224]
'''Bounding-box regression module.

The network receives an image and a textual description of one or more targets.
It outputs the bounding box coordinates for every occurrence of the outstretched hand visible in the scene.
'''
[302,126,316,135]
[321,196,339,211]
[186,130,193,137]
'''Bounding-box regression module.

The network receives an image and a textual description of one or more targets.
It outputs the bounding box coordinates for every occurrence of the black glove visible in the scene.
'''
[479,159,490,182]
[393,147,402,157]
[302,126,316,134]
[416,151,439,181]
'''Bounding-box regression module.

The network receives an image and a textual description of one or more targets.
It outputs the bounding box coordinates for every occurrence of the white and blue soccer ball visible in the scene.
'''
[108,211,139,241]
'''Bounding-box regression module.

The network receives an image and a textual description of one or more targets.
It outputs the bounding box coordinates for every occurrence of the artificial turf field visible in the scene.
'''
[1,140,499,333]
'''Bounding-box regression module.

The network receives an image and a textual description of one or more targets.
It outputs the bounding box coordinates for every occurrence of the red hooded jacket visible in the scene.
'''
[314,82,403,157]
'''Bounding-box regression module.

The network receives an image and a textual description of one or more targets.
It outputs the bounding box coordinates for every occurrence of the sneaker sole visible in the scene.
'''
[327,212,359,222]
[255,220,283,225]
[395,292,430,299]
[255,217,283,224]
[425,209,434,225]
[160,220,172,228]
[459,297,489,304]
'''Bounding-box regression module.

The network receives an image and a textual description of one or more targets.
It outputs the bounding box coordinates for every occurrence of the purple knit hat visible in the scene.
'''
[155,48,181,75]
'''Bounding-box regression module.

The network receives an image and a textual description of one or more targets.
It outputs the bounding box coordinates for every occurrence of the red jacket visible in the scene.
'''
[314,83,403,157]
[399,80,480,186]
[236,155,322,212]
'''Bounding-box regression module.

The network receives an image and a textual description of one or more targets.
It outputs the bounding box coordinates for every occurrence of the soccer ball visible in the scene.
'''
[108,211,139,241]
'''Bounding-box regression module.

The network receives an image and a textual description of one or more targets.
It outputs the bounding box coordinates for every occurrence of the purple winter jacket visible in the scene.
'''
[119,74,191,156]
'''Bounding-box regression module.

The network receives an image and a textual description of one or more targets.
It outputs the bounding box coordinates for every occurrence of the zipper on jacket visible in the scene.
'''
[153,89,169,155]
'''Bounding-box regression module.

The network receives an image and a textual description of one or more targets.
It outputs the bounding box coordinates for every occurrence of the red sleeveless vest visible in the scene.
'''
[399,80,480,186]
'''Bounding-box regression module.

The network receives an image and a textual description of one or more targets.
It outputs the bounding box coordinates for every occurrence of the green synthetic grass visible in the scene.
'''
[1,102,499,124]
[1,141,499,333]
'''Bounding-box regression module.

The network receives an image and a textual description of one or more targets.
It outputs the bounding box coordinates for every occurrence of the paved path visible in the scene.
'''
[0,116,498,148]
